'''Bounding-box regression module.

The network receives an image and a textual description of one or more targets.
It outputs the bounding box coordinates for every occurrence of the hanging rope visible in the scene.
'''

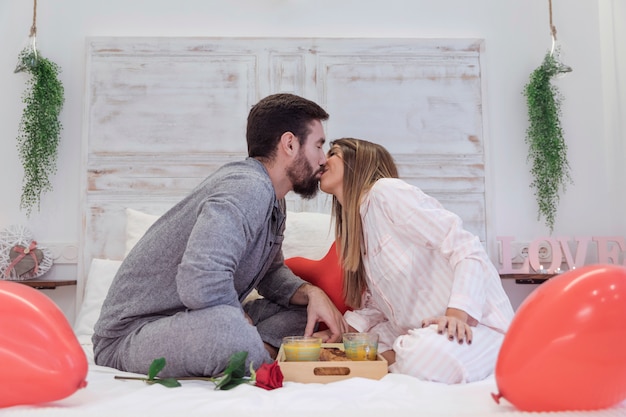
[29,0,37,37]
[546,0,571,73]
[548,0,557,41]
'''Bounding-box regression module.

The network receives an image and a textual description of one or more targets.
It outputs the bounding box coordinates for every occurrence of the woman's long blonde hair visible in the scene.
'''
[329,138,399,308]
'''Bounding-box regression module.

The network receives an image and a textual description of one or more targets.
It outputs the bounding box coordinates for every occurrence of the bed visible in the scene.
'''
[3,36,625,416]
[4,210,626,417]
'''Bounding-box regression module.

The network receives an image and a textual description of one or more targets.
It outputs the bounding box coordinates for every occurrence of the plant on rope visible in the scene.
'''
[15,0,64,216]
[522,0,572,234]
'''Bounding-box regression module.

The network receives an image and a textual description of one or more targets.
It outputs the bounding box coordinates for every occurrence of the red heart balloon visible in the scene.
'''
[493,264,626,412]
[0,281,88,408]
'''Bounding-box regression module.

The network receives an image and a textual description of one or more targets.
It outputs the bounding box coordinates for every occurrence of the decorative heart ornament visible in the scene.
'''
[8,244,44,277]
[0,281,88,408]
[492,264,626,412]
[0,225,53,280]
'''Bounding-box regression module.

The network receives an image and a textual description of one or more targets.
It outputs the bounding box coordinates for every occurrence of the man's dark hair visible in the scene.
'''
[246,93,329,159]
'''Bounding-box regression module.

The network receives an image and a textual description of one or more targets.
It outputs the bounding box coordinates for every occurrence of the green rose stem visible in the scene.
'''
[114,353,257,390]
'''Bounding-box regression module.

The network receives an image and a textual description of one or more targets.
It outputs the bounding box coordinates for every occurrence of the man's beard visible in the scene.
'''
[287,151,321,200]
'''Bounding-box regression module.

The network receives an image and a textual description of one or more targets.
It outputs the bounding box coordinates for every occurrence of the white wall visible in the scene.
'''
[1,0,624,319]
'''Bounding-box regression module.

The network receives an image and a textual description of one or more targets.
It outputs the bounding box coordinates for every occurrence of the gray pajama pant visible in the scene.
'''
[95,299,307,378]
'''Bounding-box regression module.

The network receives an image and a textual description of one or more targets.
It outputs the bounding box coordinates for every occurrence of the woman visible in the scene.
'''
[318,138,515,384]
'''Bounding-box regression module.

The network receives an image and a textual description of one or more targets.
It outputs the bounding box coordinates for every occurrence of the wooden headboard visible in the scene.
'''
[79,36,489,308]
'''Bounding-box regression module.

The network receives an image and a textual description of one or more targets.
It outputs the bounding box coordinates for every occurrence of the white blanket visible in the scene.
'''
[5,212,623,417]
[2,348,625,417]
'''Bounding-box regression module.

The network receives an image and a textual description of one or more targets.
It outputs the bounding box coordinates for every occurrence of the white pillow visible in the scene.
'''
[125,208,334,260]
[283,211,334,260]
[125,208,160,256]
[73,258,122,346]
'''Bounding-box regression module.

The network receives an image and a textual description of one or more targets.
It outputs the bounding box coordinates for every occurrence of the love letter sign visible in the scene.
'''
[497,236,626,274]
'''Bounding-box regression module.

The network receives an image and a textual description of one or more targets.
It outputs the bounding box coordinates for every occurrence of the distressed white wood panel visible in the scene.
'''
[87,42,258,155]
[313,41,486,243]
[320,55,483,155]
[79,37,488,312]
[270,54,307,95]
[86,154,243,195]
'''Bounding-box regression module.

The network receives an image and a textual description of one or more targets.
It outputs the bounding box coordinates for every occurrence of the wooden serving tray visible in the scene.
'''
[276,343,388,383]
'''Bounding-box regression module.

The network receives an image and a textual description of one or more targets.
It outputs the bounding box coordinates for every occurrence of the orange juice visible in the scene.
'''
[344,343,378,361]
[282,336,322,361]
[343,332,379,361]
[283,344,321,361]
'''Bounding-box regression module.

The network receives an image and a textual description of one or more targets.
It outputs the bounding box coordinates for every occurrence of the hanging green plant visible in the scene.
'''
[524,48,572,233]
[15,47,64,216]
[522,0,573,234]
[523,49,572,234]
[15,0,64,216]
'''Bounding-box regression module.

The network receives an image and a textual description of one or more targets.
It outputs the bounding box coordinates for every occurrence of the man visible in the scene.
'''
[93,93,347,377]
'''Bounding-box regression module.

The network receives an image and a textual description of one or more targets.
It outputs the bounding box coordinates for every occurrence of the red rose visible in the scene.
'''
[254,361,283,390]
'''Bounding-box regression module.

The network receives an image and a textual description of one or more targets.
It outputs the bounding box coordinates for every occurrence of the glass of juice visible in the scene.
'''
[342,332,379,361]
[282,336,322,361]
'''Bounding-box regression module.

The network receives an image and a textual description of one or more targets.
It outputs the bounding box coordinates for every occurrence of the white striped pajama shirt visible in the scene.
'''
[344,178,515,384]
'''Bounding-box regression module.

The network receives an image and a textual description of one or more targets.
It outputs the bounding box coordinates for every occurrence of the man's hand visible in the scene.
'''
[291,283,348,342]
[421,307,477,345]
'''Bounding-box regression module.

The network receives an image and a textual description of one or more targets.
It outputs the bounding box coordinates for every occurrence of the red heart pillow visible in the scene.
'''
[285,242,349,330]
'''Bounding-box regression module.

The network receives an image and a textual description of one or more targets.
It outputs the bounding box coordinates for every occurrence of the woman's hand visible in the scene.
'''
[421,308,477,344]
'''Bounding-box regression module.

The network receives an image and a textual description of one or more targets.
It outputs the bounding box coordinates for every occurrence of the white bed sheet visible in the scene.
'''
[2,344,625,417]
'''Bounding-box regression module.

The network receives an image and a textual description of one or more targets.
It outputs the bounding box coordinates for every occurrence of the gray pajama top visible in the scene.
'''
[92,157,306,343]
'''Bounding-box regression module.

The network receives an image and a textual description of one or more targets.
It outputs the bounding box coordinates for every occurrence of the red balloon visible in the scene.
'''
[493,264,626,412]
[0,281,88,408]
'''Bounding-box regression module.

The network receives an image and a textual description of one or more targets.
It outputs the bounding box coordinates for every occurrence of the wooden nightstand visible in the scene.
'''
[12,280,77,290]
[500,273,556,284]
